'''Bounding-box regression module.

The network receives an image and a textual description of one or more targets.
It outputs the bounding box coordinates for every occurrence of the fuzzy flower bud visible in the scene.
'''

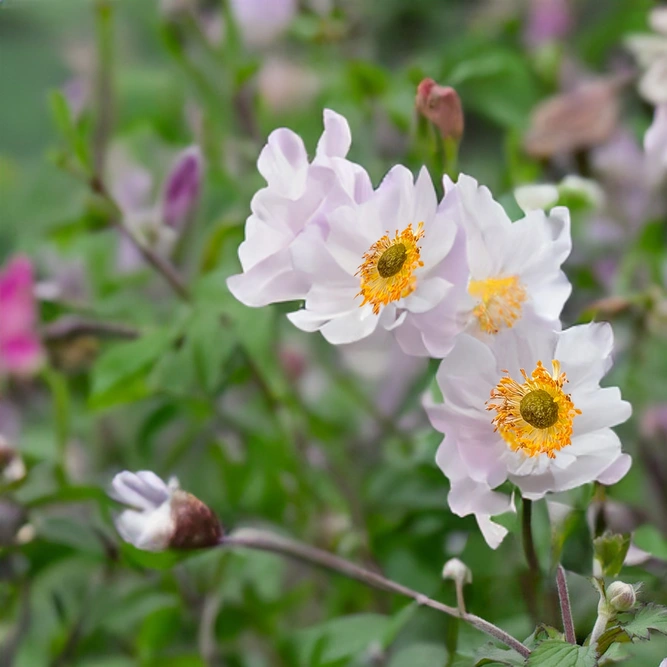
[109,471,222,552]
[161,146,203,230]
[442,557,472,585]
[606,581,637,612]
[415,79,464,141]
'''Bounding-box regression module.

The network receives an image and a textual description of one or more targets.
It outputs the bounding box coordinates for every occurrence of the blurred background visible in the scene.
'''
[1,0,667,665]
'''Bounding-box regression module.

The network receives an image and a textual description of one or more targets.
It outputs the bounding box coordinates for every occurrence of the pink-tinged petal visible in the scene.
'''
[596,453,632,486]
[257,128,308,198]
[316,109,352,159]
[161,146,203,229]
[476,514,510,550]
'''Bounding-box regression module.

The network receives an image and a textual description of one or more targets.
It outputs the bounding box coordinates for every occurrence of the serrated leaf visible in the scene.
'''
[474,642,524,666]
[595,626,630,656]
[593,532,630,577]
[524,625,565,649]
[526,640,597,666]
[619,603,667,641]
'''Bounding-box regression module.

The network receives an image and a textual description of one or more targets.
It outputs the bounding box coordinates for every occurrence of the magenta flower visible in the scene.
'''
[0,256,43,377]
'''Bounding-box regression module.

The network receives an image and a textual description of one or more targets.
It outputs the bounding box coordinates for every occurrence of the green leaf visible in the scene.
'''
[474,642,524,666]
[388,643,448,667]
[525,640,597,667]
[90,330,174,409]
[524,625,565,649]
[632,525,667,560]
[594,626,630,656]
[593,532,631,578]
[619,603,667,641]
[292,613,391,666]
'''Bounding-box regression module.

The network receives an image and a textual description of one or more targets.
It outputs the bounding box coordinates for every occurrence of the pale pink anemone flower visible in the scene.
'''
[0,256,43,378]
[227,109,373,308]
[229,0,297,48]
[425,322,631,548]
[287,165,468,357]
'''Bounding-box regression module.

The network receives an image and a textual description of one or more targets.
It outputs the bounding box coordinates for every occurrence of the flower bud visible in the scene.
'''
[415,79,464,141]
[514,183,559,212]
[606,581,637,611]
[441,557,472,585]
[109,471,223,552]
[161,147,203,230]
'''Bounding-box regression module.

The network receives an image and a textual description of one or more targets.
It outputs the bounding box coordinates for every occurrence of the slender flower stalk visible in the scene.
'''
[220,528,531,658]
[556,565,576,644]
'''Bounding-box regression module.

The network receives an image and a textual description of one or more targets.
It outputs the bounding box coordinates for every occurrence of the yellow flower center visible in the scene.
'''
[357,223,424,315]
[487,360,581,458]
[468,275,527,334]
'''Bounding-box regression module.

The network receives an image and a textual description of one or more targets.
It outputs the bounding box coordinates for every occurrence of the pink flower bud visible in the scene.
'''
[110,471,222,552]
[415,79,464,141]
[606,581,637,611]
[0,256,44,378]
[161,147,203,230]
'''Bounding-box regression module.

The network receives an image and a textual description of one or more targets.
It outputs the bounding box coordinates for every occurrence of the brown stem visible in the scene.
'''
[556,565,576,644]
[42,317,140,342]
[220,528,531,658]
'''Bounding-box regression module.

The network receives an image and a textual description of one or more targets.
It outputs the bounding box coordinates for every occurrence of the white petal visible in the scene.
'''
[320,307,379,344]
[476,514,510,550]
[555,322,614,387]
[257,128,308,198]
[571,387,632,435]
[316,109,352,159]
[596,453,632,485]
[402,277,451,313]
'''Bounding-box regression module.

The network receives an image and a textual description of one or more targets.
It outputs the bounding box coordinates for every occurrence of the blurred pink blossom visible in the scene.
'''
[229,0,297,48]
[161,147,204,230]
[525,0,572,48]
[644,104,667,187]
[0,256,43,377]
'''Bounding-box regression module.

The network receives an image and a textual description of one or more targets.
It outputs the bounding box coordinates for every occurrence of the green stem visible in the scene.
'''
[41,367,72,485]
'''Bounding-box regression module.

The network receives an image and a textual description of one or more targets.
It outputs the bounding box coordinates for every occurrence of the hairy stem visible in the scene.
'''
[556,565,576,644]
[220,529,531,658]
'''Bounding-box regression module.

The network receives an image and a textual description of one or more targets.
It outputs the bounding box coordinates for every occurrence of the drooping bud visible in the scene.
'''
[161,147,203,230]
[606,581,637,611]
[415,79,464,141]
[109,470,222,552]
[441,557,472,585]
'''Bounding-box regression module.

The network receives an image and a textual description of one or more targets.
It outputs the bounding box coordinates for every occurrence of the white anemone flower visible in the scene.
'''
[287,165,468,357]
[626,7,667,105]
[445,174,572,340]
[227,109,372,307]
[110,471,222,551]
[425,322,631,548]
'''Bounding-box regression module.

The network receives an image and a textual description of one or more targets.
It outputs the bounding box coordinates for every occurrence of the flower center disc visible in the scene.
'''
[487,360,581,458]
[377,243,407,278]
[519,389,559,429]
[468,275,527,334]
[356,223,424,315]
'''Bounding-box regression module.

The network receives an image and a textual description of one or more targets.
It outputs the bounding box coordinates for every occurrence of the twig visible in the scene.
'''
[42,316,140,342]
[556,565,576,644]
[220,528,531,658]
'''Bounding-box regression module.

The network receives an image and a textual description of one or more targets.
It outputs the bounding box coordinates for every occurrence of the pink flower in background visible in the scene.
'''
[229,0,297,48]
[0,256,43,377]
[525,0,572,48]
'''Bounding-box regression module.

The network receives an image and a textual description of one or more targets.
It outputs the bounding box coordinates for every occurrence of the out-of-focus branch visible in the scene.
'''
[42,317,140,342]
[557,565,576,644]
[220,528,531,658]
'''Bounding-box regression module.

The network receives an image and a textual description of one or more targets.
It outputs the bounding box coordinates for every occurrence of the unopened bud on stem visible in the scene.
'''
[416,79,464,142]
[442,557,472,614]
[606,581,637,612]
